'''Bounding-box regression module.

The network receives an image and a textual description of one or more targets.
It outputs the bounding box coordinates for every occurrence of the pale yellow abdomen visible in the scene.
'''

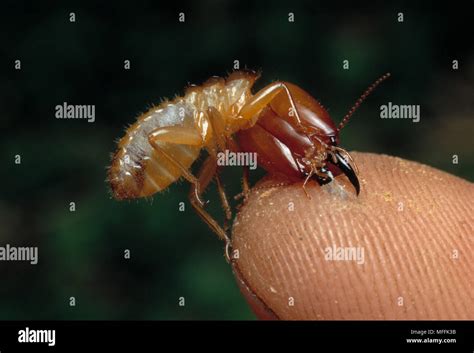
[138,144,200,197]
[108,71,259,200]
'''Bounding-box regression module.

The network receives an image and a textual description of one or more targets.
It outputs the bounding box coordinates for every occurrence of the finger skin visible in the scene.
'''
[231,152,474,320]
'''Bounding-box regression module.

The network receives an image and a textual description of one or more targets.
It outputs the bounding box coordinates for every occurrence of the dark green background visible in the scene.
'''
[1,1,472,319]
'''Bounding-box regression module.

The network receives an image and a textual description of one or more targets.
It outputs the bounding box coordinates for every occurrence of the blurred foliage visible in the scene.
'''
[0,1,472,319]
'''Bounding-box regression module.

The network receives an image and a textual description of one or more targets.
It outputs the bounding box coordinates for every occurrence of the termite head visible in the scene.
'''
[238,73,391,195]
[238,81,361,194]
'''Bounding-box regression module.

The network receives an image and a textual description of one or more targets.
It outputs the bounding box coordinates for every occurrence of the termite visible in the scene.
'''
[108,70,390,261]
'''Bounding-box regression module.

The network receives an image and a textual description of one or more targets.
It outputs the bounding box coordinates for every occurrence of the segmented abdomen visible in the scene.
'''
[108,71,259,200]
[109,101,200,199]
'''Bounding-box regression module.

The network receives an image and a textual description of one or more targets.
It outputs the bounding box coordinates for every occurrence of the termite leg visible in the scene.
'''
[148,126,207,205]
[225,137,251,205]
[190,156,232,262]
[207,107,227,152]
[149,125,204,145]
[237,81,304,128]
[206,107,234,229]
[242,166,250,201]
[149,122,233,261]
[302,169,314,199]
[233,166,251,211]
[215,172,232,232]
[205,107,235,255]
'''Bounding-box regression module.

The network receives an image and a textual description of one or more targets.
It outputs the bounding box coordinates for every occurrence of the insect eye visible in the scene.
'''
[329,136,337,145]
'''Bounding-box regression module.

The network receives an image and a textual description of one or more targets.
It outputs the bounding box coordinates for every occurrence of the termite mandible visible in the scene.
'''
[108,70,390,261]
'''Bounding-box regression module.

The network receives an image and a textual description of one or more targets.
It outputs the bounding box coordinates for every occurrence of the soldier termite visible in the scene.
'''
[108,70,390,261]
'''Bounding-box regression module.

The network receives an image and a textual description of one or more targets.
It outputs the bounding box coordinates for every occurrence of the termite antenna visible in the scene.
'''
[337,72,391,132]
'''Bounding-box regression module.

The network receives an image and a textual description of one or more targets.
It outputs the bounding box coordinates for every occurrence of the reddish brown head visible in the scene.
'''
[238,82,342,180]
[238,74,391,194]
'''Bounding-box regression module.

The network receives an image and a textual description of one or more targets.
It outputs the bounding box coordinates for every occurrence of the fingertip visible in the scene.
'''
[232,152,474,320]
